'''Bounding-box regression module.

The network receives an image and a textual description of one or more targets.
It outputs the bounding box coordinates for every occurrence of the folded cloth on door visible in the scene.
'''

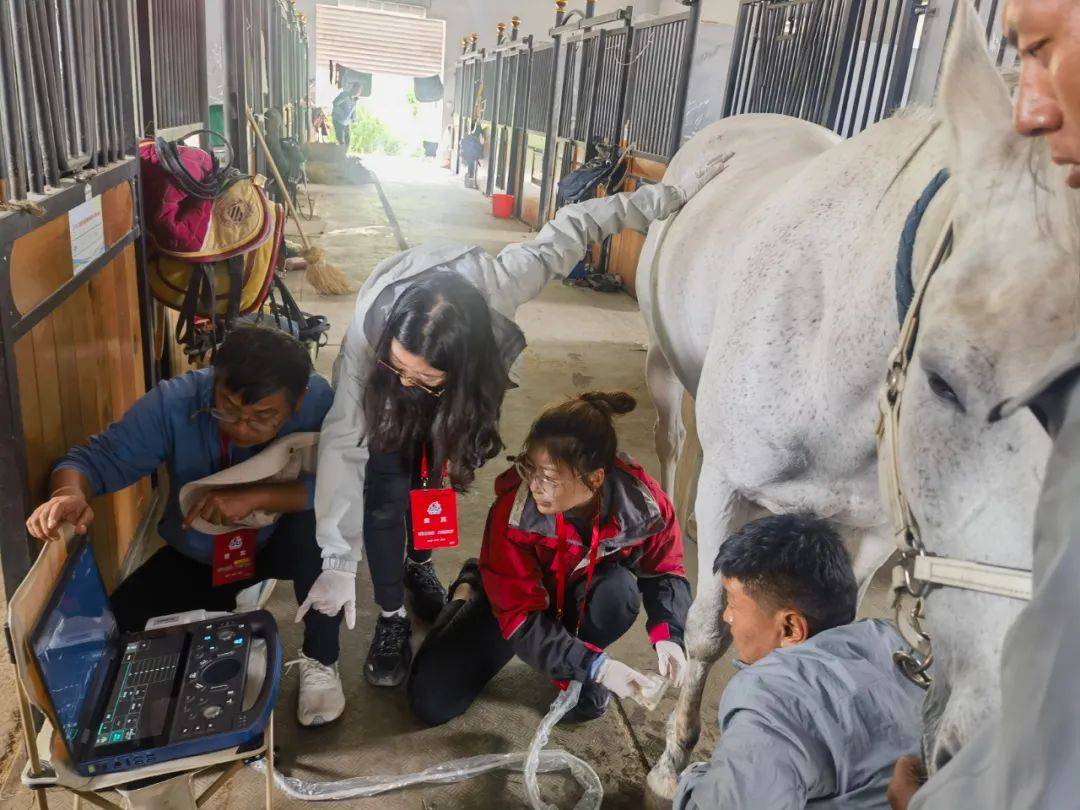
[179,432,319,535]
[414,75,444,103]
[335,65,373,97]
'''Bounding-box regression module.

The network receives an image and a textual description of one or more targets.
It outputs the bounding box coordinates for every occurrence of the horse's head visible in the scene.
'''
[899,0,1080,772]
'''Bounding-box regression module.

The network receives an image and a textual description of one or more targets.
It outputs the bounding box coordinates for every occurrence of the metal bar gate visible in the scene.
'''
[450,1,701,227]
[723,0,1021,139]
[0,0,138,203]
[136,0,209,140]
[226,0,310,173]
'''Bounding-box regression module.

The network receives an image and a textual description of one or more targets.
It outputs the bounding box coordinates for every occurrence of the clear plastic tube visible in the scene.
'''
[250,681,603,809]
[633,674,670,712]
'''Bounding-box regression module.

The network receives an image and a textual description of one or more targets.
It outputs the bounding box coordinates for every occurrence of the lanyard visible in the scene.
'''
[218,431,231,469]
[419,444,449,488]
[554,502,602,630]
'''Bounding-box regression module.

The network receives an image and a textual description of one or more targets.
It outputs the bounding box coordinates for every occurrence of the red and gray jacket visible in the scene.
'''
[479,454,691,683]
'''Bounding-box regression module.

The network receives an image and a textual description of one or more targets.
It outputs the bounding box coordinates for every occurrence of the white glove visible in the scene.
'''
[664,142,735,202]
[595,658,655,700]
[296,570,356,630]
[655,640,688,687]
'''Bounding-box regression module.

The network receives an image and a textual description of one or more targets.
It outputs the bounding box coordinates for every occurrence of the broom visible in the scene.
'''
[245,107,354,296]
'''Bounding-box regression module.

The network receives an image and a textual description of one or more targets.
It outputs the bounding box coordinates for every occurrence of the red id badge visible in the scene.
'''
[211,529,258,587]
[410,487,460,550]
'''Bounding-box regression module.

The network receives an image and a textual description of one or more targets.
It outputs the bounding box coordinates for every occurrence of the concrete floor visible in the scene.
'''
[253,155,733,809]
[0,155,889,808]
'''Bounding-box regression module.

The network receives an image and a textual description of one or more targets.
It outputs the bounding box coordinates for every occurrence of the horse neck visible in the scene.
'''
[853,113,954,294]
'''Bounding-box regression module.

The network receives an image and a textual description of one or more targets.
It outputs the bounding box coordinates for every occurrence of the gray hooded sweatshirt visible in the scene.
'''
[314,184,687,573]
[675,619,924,810]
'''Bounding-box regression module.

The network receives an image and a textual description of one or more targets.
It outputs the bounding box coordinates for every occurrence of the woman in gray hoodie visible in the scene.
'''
[294,142,731,722]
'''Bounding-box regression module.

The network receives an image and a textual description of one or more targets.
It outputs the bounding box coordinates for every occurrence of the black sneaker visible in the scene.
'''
[364,614,412,687]
[561,681,611,724]
[404,559,448,623]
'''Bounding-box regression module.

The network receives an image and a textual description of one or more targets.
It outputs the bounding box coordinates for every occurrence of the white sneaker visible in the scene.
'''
[288,652,345,727]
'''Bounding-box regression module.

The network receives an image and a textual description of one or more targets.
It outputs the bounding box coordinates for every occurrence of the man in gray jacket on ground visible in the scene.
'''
[674,514,924,810]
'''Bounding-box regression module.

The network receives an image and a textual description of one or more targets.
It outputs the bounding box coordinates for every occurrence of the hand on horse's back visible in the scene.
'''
[663,128,735,202]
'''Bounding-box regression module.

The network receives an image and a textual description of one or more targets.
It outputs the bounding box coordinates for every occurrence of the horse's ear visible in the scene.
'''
[938,0,1016,175]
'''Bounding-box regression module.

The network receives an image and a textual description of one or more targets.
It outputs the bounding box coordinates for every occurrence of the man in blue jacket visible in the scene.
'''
[25,325,343,728]
[332,81,361,152]
[674,515,924,809]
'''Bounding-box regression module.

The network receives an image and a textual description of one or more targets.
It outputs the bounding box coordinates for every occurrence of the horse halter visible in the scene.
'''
[875,202,1034,689]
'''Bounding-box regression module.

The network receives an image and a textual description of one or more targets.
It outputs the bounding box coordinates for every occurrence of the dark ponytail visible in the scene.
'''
[577,391,636,416]
[523,390,637,477]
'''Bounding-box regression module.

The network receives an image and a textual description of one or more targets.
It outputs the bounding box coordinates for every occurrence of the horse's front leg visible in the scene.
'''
[647,468,751,802]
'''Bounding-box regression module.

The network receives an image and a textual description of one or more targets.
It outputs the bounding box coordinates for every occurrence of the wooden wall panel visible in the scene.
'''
[9,215,72,315]
[10,181,134,316]
[12,243,150,589]
[13,338,45,497]
[603,156,668,298]
[101,178,135,245]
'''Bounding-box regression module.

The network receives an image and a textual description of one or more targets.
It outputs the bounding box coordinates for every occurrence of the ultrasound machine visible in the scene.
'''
[27,541,281,776]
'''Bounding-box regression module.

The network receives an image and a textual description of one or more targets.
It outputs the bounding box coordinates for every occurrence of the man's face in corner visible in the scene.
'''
[1006,0,1080,187]
[722,576,795,665]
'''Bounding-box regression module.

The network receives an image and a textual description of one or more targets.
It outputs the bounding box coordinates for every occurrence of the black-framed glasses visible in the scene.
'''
[511,454,580,496]
[208,407,285,431]
[378,358,444,398]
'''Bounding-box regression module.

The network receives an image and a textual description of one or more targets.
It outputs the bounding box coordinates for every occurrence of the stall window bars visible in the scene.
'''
[1,0,136,203]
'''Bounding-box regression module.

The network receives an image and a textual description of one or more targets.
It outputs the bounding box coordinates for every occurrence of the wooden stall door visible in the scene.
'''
[602,156,667,298]
[10,182,152,589]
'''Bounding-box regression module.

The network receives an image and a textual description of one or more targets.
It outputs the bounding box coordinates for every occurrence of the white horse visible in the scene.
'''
[638,2,1080,799]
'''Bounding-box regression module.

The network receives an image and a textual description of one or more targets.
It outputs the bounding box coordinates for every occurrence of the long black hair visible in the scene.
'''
[364,271,509,490]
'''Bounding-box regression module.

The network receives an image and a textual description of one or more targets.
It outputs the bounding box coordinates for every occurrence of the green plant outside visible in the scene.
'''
[346,106,403,156]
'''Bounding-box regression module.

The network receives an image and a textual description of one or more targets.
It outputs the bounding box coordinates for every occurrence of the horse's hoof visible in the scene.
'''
[646,762,680,805]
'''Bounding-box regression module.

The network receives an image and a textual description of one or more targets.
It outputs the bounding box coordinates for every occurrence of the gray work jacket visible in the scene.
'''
[314,184,687,572]
[675,620,924,810]
[911,338,1080,810]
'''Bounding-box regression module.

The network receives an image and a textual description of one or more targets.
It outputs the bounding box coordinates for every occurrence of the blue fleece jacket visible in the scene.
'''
[55,368,333,563]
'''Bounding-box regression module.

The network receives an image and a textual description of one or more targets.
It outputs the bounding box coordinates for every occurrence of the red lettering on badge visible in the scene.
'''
[212,529,257,586]
[410,487,459,550]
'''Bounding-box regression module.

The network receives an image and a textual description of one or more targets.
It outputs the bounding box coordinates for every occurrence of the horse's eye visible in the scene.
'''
[927,371,966,413]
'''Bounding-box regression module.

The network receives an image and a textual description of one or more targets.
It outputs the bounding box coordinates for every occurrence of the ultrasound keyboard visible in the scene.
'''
[88,614,258,756]
[171,617,253,740]
[95,638,184,746]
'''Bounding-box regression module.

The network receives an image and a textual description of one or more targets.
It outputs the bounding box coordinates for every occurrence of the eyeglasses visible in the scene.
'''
[378,358,444,398]
[209,408,284,431]
[512,456,579,496]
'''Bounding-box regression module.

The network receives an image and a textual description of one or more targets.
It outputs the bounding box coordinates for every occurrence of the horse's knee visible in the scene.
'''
[652,421,678,473]
[683,589,728,664]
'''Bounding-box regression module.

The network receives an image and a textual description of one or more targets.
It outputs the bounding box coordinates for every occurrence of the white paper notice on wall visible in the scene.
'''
[69,194,106,274]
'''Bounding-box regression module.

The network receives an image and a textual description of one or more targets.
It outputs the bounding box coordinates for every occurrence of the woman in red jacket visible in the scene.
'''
[407,391,691,726]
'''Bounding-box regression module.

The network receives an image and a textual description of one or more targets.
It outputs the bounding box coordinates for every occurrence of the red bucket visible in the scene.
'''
[492,193,514,219]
